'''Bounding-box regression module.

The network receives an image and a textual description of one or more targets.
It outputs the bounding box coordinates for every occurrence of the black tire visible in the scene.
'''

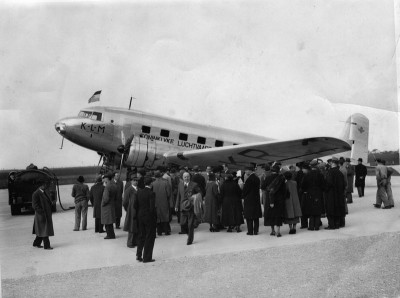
[11,204,21,216]
[51,203,57,213]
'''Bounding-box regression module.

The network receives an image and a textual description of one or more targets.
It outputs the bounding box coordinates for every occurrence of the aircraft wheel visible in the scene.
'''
[51,204,57,213]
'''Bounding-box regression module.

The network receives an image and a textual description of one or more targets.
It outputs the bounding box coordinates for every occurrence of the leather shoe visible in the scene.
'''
[136,256,143,262]
[104,236,115,239]
[373,204,381,208]
[178,231,187,234]
[246,232,253,235]
[382,206,392,209]
[73,229,79,231]
[44,247,53,250]
[187,242,193,245]
[143,259,155,263]
[33,244,43,248]
[165,232,171,235]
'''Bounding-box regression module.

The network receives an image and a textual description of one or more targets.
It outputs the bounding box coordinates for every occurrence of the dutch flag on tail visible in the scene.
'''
[88,90,101,103]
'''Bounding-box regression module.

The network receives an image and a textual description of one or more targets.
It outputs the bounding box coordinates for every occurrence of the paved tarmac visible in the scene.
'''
[1,177,400,297]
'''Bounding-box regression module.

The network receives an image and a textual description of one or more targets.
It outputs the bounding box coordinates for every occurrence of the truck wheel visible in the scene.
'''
[51,204,57,213]
[11,204,21,216]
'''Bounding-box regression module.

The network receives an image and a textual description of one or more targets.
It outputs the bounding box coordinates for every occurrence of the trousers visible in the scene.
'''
[33,236,50,248]
[180,211,195,244]
[74,200,88,230]
[246,218,259,235]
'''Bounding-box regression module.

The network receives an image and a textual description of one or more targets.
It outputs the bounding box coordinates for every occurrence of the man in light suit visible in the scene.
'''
[175,172,201,245]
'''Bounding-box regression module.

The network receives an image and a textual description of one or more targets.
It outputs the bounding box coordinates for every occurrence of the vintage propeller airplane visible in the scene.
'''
[54,93,369,170]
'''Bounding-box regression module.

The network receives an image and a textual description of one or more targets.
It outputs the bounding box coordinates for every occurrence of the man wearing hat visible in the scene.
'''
[192,165,206,197]
[90,175,105,233]
[345,158,355,204]
[135,177,157,262]
[72,176,90,231]
[152,170,171,236]
[301,160,325,231]
[101,173,117,239]
[32,180,55,250]
[123,173,139,248]
[355,158,367,197]
[324,157,346,229]
[243,165,262,235]
[112,172,124,229]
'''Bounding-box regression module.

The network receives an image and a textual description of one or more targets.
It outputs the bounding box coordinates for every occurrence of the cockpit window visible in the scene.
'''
[78,111,92,118]
[90,112,102,121]
[78,111,102,121]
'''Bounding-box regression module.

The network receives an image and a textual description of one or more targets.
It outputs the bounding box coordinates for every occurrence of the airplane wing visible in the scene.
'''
[164,137,351,168]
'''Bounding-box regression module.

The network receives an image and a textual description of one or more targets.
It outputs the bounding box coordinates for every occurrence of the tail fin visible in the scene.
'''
[339,113,369,164]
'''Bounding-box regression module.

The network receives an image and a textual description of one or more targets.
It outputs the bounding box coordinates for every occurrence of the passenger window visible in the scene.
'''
[197,136,206,144]
[160,129,170,137]
[142,126,151,134]
[179,133,188,141]
[215,140,224,147]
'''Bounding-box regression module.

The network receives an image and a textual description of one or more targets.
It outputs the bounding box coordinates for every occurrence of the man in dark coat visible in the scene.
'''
[242,165,262,236]
[301,160,325,230]
[123,173,139,248]
[32,180,55,250]
[113,172,124,229]
[295,163,307,229]
[152,170,171,236]
[345,158,355,203]
[101,173,117,239]
[135,177,157,263]
[221,172,243,232]
[90,175,105,233]
[192,165,206,197]
[263,165,286,237]
[355,158,367,197]
[324,157,346,229]
[175,172,201,245]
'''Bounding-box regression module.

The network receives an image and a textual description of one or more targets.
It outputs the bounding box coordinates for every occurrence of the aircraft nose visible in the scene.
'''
[55,121,67,135]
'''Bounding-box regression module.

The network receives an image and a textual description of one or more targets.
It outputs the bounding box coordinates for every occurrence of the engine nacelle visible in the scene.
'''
[125,135,157,168]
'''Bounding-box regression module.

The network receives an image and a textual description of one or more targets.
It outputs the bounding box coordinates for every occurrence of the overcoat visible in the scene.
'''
[220,178,243,226]
[175,181,200,213]
[263,173,286,226]
[203,181,220,225]
[123,185,138,233]
[101,183,117,225]
[32,188,54,237]
[284,180,302,221]
[325,167,346,217]
[113,180,124,218]
[152,178,171,223]
[90,182,104,219]
[345,164,355,193]
[242,173,262,219]
[355,164,367,187]
[301,170,325,216]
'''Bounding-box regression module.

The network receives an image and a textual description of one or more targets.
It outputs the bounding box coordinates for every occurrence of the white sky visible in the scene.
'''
[0,0,399,169]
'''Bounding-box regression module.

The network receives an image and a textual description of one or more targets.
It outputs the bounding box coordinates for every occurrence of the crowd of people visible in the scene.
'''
[30,156,395,261]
